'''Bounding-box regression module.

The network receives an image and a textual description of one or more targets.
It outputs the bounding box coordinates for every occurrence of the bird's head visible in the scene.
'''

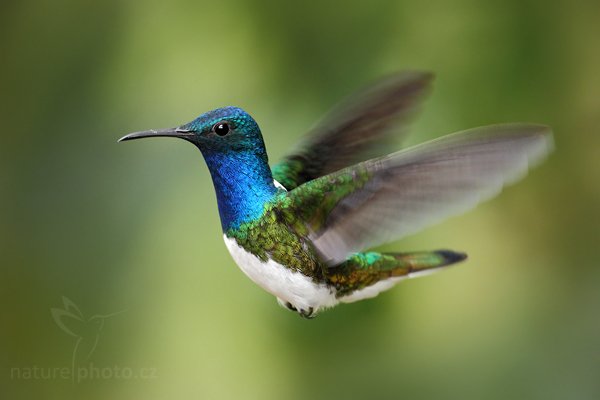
[119,106,266,156]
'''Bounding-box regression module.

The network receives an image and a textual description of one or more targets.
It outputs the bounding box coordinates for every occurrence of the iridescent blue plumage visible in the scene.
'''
[181,107,279,230]
[201,149,278,231]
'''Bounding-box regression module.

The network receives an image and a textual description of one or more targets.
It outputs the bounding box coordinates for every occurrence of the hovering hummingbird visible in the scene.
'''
[119,72,552,318]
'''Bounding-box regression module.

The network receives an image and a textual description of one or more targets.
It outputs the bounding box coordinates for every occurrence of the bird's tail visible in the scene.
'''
[329,250,467,300]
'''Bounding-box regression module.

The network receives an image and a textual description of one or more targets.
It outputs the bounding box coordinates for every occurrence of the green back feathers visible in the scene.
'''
[225,193,326,279]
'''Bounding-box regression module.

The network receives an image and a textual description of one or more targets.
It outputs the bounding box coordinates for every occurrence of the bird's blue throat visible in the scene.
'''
[200,148,278,231]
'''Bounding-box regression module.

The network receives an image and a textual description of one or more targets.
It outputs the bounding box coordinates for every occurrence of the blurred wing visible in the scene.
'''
[286,124,553,265]
[271,71,434,190]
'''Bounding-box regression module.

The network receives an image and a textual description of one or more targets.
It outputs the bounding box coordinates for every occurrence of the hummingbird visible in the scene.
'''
[119,71,552,318]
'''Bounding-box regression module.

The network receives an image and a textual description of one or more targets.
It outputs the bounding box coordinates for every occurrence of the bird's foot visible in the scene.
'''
[299,307,315,319]
[283,301,315,319]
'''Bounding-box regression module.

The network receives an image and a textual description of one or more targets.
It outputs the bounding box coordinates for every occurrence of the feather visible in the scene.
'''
[271,71,434,189]
[286,124,553,265]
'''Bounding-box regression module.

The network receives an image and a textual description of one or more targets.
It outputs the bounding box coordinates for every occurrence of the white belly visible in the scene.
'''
[223,235,338,312]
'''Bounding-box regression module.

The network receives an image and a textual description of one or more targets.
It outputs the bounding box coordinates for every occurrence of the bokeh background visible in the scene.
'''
[1,0,599,399]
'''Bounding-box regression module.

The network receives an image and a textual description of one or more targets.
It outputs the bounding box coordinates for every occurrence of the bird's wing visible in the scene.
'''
[285,124,553,265]
[271,71,434,190]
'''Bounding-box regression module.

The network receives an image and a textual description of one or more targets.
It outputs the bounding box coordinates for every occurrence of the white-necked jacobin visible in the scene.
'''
[119,71,553,318]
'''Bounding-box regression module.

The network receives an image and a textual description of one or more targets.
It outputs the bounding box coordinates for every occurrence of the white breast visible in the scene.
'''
[223,235,338,312]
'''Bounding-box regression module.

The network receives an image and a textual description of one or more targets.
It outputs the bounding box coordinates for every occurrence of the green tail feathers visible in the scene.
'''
[328,250,467,297]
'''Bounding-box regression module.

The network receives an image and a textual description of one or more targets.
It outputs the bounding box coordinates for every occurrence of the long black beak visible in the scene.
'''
[118,128,194,142]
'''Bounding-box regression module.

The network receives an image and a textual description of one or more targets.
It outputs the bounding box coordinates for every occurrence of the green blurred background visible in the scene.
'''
[1,0,599,399]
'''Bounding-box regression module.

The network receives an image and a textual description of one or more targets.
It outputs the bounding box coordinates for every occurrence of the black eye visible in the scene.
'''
[213,122,230,136]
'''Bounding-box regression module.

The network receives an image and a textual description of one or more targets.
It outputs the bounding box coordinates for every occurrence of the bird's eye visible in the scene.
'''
[213,122,230,136]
